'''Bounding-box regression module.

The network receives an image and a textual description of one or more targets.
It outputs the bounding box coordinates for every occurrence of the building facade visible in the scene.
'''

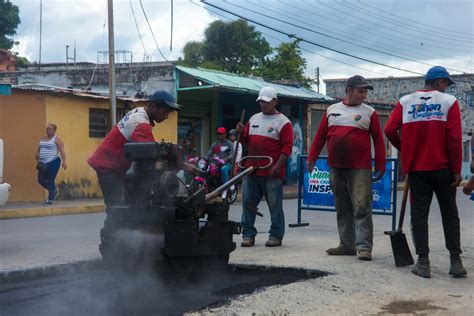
[0,88,177,202]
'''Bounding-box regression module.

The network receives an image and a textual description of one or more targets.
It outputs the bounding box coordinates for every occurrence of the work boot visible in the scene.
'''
[326,246,356,256]
[265,236,282,247]
[241,237,255,247]
[357,251,372,261]
[449,256,467,277]
[412,256,431,278]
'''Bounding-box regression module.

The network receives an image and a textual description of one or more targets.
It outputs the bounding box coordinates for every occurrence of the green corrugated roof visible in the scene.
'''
[176,66,333,102]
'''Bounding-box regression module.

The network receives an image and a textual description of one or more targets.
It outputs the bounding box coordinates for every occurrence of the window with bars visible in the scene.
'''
[89,109,109,138]
[466,91,474,108]
[89,107,132,138]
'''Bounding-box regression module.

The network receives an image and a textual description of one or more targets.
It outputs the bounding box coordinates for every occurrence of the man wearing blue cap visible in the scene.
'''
[385,66,467,278]
[88,90,197,206]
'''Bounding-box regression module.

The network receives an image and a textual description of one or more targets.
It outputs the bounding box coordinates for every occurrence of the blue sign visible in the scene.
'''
[303,158,392,210]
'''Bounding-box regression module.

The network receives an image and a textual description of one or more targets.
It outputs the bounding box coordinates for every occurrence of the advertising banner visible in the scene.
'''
[303,158,393,210]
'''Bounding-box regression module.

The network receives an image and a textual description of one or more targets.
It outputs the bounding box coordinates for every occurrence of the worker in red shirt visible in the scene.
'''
[88,90,197,206]
[236,87,293,247]
[385,66,466,278]
[307,75,386,261]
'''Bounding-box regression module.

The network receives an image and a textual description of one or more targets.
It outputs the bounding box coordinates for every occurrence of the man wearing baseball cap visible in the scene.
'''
[236,86,293,247]
[88,90,197,206]
[385,66,466,278]
[307,75,386,261]
[206,127,235,198]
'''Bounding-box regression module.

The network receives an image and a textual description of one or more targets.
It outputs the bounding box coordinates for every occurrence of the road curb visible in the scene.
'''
[0,204,104,220]
[0,259,103,284]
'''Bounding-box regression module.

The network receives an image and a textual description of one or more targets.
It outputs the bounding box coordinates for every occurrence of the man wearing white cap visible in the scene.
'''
[236,86,293,247]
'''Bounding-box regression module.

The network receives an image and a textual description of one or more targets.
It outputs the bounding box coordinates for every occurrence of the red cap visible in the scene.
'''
[217,127,226,134]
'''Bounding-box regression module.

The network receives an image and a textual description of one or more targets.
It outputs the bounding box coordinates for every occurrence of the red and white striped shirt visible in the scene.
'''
[308,100,386,171]
[88,107,155,174]
[384,90,462,173]
[241,112,293,178]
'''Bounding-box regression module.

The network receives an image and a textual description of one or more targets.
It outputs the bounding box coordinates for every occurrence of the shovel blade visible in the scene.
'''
[389,232,414,267]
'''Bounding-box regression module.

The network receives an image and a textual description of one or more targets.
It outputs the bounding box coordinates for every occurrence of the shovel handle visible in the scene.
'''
[397,175,410,232]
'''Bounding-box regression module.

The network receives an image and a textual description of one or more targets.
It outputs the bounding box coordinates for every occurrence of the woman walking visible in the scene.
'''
[36,123,67,204]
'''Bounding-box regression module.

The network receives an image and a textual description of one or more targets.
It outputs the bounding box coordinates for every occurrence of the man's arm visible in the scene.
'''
[370,111,386,181]
[236,122,249,146]
[206,142,216,159]
[268,122,293,178]
[446,100,463,187]
[384,102,403,151]
[306,113,328,172]
[130,123,155,142]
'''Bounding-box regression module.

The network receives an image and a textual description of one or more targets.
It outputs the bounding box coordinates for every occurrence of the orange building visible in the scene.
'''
[0,87,178,202]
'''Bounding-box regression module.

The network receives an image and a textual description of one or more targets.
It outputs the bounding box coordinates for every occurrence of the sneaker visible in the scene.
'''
[358,251,372,261]
[241,237,255,247]
[449,256,467,277]
[45,200,53,205]
[412,257,431,278]
[265,236,282,247]
[326,247,356,256]
[221,190,227,199]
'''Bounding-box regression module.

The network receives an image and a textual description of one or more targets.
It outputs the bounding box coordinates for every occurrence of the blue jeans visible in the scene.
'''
[241,176,285,240]
[37,157,61,201]
[220,162,231,184]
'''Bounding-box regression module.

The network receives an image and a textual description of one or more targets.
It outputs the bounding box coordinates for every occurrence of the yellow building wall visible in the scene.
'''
[0,92,47,202]
[45,95,178,201]
[45,95,110,200]
[0,90,178,203]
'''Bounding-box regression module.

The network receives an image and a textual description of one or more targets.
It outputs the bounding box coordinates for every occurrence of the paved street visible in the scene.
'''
[0,190,473,314]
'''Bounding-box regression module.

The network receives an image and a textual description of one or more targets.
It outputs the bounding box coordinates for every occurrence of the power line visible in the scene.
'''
[246,0,471,73]
[139,0,168,61]
[312,0,473,49]
[340,0,473,43]
[298,0,468,56]
[200,0,424,75]
[189,0,389,77]
[86,10,108,90]
[356,0,474,38]
[130,0,148,56]
[219,0,466,73]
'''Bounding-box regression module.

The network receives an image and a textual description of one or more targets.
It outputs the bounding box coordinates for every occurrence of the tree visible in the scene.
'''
[181,20,314,87]
[181,19,271,74]
[259,40,314,88]
[0,0,20,49]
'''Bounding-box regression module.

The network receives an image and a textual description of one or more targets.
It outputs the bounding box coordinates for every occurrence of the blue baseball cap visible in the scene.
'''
[425,66,455,85]
[149,90,181,111]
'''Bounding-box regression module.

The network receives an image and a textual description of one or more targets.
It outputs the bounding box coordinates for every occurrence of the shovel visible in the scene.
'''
[384,176,414,267]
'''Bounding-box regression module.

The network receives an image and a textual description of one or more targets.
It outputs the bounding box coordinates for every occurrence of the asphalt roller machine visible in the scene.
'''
[99,142,271,274]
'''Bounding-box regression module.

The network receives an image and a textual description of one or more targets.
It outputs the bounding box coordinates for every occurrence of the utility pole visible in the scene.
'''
[108,0,117,127]
[38,0,42,70]
[315,67,320,93]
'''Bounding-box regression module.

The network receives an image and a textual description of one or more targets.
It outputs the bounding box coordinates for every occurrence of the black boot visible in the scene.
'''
[412,255,431,278]
[449,256,467,277]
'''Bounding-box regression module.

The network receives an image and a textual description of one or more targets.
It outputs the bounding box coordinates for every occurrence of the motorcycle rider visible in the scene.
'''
[206,127,234,198]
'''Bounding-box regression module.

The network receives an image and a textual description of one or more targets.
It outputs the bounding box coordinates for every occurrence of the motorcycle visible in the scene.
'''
[189,156,238,204]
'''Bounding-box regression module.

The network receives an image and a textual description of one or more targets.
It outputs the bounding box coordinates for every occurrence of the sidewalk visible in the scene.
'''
[0,185,300,220]
[0,181,417,220]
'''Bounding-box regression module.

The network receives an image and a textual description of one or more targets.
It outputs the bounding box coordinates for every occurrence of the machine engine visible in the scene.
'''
[99,142,241,273]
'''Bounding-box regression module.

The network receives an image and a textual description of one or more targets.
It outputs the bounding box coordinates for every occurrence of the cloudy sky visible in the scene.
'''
[11,0,474,93]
